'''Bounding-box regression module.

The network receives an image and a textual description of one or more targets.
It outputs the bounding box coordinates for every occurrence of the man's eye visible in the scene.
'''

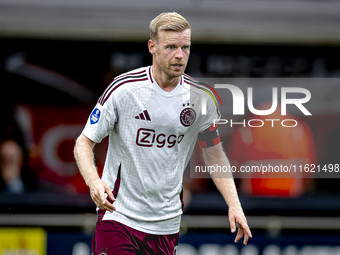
[168,46,174,49]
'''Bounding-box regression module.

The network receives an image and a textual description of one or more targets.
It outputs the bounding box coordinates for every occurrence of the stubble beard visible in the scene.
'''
[162,60,187,80]
[155,49,187,80]
[167,65,184,79]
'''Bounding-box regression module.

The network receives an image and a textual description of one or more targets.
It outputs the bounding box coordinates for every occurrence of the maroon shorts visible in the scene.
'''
[91,220,179,255]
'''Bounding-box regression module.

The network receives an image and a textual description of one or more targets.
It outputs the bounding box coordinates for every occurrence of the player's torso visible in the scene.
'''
[103,69,203,224]
[110,70,202,161]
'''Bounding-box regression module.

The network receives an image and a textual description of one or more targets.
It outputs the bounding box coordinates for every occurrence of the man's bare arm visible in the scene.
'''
[202,143,252,245]
[74,134,115,212]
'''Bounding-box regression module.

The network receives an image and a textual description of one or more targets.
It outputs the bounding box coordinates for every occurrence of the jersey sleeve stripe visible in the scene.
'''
[101,77,148,105]
[99,70,146,103]
[116,70,146,80]
[183,75,222,106]
[184,79,221,117]
[98,70,147,105]
[99,73,147,105]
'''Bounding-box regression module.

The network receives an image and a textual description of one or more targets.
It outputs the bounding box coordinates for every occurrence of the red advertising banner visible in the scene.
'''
[16,104,106,194]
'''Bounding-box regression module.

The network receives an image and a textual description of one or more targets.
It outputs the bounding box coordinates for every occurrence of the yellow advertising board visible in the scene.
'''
[0,228,46,255]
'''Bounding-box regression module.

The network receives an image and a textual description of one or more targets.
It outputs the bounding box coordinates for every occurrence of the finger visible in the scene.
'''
[234,228,244,243]
[93,189,113,211]
[91,191,103,207]
[229,216,236,233]
[92,199,102,209]
[99,189,107,205]
[103,186,115,212]
[96,202,116,213]
[102,199,115,212]
[104,185,116,202]
[243,231,250,246]
[238,221,253,239]
[244,226,252,239]
[92,194,106,210]
[93,198,102,208]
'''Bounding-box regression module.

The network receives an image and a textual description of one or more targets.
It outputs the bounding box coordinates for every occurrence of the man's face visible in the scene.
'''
[152,29,191,79]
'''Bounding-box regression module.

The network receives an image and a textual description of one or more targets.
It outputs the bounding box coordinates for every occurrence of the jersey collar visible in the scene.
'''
[148,66,183,97]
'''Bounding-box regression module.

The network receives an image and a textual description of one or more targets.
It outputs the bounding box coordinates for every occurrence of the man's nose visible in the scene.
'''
[175,48,184,59]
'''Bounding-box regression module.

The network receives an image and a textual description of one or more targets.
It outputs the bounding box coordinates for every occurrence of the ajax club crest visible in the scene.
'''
[98,248,109,255]
[180,107,196,127]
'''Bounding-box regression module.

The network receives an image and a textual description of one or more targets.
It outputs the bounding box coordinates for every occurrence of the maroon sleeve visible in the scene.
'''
[198,124,220,148]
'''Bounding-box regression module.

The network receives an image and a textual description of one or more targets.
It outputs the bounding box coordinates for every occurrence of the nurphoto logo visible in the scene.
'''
[200,84,312,128]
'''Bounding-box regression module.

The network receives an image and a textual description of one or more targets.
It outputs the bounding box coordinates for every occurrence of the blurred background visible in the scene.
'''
[0,0,340,254]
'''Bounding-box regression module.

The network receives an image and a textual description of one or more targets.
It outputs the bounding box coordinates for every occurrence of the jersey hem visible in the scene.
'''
[102,211,181,235]
[102,216,180,235]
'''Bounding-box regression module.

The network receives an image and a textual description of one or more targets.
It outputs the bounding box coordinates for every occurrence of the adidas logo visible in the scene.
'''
[135,110,151,121]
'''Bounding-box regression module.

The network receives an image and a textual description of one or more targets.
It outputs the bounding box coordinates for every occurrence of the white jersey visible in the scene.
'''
[82,66,220,235]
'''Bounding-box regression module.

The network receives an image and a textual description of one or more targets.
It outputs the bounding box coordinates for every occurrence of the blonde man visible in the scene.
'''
[74,12,251,255]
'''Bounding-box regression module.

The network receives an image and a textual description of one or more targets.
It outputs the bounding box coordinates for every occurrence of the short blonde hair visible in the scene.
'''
[150,12,191,42]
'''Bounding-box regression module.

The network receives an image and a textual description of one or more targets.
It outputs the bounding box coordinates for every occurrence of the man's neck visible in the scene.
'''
[152,66,180,92]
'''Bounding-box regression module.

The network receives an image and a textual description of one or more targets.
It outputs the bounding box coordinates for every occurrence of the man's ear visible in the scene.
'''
[148,39,156,55]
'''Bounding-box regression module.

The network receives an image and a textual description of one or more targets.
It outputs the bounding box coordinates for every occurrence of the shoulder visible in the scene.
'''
[98,66,152,106]
[116,66,150,80]
[182,73,221,105]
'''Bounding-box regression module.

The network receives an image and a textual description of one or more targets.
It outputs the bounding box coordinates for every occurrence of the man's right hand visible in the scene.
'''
[74,134,116,212]
[88,178,116,212]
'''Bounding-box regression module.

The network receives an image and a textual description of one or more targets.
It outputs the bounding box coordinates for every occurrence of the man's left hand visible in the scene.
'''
[229,206,252,245]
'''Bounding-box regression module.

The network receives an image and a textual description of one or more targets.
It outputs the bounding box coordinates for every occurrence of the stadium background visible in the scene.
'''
[1,0,340,254]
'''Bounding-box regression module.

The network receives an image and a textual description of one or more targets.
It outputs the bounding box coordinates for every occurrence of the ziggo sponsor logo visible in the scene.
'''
[136,128,184,148]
